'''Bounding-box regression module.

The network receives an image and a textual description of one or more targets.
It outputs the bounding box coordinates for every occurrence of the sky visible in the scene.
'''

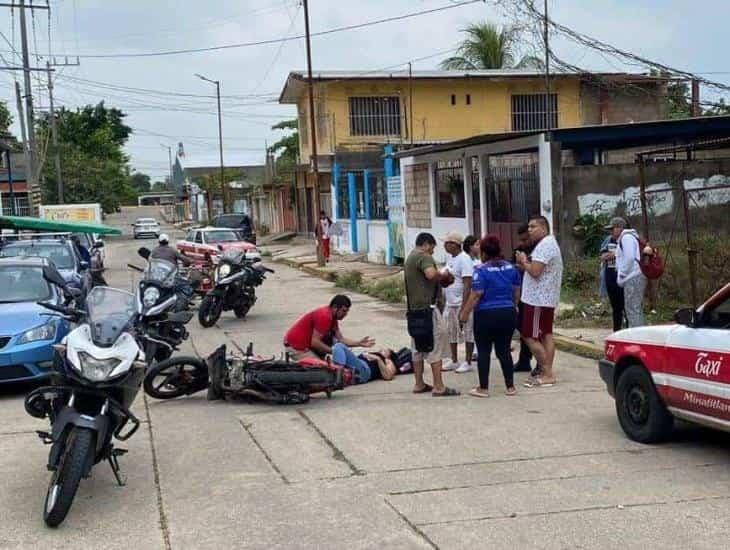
[1,0,729,183]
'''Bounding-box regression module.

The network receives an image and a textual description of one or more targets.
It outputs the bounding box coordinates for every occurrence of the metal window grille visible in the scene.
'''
[434,160,465,218]
[489,162,540,223]
[511,94,558,131]
[1,195,30,216]
[348,96,402,137]
[368,171,388,220]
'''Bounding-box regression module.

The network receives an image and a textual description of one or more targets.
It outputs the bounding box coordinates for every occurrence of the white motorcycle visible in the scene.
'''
[24,264,146,527]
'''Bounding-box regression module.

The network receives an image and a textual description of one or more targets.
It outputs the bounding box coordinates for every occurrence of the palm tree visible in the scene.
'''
[440,22,543,70]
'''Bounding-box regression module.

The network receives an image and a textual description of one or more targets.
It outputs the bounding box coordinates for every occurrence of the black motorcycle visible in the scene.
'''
[144,344,351,404]
[24,265,145,527]
[198,249,273,327]
[129,248,195,363]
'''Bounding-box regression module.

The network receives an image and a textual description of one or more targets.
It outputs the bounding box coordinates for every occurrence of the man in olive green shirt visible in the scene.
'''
[405,232,460,397]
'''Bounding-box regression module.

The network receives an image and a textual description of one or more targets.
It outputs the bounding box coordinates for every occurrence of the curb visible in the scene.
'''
[553,334,604,361]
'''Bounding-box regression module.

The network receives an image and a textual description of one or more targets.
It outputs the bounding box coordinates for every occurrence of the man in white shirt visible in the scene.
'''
[441,232,475,373]
[515,216,563,387]
[608,217,646,327]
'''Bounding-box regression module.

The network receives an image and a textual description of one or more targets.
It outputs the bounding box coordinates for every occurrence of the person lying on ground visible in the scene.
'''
[284,294,375,382]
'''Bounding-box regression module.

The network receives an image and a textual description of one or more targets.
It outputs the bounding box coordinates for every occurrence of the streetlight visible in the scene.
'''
[195,73,226,219]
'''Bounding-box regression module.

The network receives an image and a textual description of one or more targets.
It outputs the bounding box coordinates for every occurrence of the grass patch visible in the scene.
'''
[334,270,405,304]
[260,249,272,258]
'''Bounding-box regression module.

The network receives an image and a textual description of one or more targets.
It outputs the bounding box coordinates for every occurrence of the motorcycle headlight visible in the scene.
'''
[77,352,122,382]
[18,321,57,344]
[143,286,161,307]
[217,263,231,281]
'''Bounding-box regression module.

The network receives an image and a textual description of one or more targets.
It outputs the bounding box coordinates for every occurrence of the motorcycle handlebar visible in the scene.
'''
[127,263,145,273]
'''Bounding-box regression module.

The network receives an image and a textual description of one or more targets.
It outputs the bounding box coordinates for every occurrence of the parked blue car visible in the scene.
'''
[0,257,70,384]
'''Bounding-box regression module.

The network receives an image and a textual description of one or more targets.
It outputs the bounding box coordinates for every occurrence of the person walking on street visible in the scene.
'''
[315,211,333,263]
[284,295,376,383]
[512,223,537,374]
[515,216,563,387]
[460,235,521,397]
[609,217,647,327]
[599,228,625,332]
[405,232,460,397]
[441,232,475,374]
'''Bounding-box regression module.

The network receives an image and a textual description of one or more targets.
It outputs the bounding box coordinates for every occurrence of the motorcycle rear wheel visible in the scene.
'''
[144,356,208,400]
[198,294,222,328]
[233,304,250,318]
[44,427,95,527]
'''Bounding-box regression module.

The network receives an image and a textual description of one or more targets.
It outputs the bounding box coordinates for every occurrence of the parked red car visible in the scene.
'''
[600,282,730,443]
[177,227,259,263]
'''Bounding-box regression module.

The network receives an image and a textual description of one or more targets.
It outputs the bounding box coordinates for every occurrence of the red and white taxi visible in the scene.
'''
[177,227,259,263]
[600,282,730,443]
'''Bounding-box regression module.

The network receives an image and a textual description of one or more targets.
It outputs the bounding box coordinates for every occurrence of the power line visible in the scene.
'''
[30,0,482,59]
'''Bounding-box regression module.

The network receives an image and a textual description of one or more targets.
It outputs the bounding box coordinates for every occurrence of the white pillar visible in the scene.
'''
[478,154,489,236]
[462,157,473,234]
[538,134,555,230]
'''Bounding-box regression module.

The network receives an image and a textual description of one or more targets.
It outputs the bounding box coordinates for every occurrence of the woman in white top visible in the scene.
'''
[315,210,333,262]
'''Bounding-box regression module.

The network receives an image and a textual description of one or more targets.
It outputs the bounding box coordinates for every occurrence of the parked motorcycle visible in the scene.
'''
[24,264,145,527]
[144,344,351,404]
[198,249,274,327]
[129,247,195,363]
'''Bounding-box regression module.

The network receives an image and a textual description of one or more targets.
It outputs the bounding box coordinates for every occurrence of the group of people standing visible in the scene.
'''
[404,215,563,398]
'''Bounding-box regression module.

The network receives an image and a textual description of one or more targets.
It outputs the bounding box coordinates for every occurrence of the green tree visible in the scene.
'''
[130,172,152,193]
[37,101,137,212]
[0,100,12,136]
[440,22,543,70]
[268,119,298,178]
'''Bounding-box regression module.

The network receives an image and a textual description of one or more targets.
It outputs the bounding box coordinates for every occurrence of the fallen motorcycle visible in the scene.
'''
[143,344,352,404]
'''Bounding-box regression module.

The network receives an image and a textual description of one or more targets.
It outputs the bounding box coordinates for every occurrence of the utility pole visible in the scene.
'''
[18,0,40,214]
[195,73,226,215]
[14,81,30,189]
[46,62,64,203]
[303,0,324,266]
[543,0,552,131]
[408,62,414,146]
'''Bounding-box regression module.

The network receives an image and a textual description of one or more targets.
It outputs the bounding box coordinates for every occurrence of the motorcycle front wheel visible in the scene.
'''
[144,356,209,399]
[44,427,95,527]
[198,294,223,327]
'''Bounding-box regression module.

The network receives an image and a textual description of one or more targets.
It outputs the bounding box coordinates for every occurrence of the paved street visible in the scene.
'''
[1,209,730,549]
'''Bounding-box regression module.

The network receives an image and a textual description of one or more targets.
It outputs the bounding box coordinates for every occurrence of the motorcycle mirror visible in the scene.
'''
[79,260,90,271]
[246,342,253,357]
[42,264,67,288]
[217,244,224,251]
[138,247,151,260]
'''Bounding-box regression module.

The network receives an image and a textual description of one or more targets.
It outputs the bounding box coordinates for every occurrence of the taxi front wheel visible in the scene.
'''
[616,364,674,443]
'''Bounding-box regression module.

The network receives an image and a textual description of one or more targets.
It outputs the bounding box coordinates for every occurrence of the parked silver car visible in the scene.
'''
[132,218,161,239]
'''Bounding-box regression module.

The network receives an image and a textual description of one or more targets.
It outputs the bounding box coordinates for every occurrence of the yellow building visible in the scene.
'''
[279,69,666,258]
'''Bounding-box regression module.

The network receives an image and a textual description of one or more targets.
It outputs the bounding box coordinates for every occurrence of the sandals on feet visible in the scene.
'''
[523,377,556,388]
[432,387,460,397]
[505,387,517,396]
[468,387,489,398]
[413,383,433,394]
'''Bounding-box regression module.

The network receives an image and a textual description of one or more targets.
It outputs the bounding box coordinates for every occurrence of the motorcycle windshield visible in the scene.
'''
[220,249,245,264]
[144,259,177,288]
[86,287,137,346]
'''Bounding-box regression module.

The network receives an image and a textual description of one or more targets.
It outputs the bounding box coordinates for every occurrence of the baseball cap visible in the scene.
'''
[441,231,464,245]
[158,233,169,243]
[604,217,627,231]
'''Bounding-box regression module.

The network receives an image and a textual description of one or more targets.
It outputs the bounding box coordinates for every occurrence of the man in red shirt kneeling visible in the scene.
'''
[284,295,376,383]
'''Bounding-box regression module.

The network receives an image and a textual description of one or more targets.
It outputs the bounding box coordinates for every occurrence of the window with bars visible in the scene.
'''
[434,160,465,218]
[511,94,558,131]
[368,173,388,220]
[348,96,402,137]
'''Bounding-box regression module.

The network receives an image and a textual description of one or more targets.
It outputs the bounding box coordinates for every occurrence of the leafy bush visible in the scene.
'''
[563,259,599,290]
[571,214,610,256]
[367,276,405,304]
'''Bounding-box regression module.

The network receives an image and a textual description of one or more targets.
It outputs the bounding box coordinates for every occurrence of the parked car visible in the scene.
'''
[177,227,260,263]
[0,237,92,296]
[210,213,256,244]
[599,282,730,443]
[133,218,161,239]
[0,257,71,384]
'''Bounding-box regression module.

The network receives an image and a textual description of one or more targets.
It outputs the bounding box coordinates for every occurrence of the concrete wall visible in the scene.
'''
[580,82,667,125]
[562,159,730,256]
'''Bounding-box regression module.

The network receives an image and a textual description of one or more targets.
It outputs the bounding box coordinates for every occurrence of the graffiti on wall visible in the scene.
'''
[577,175,730,217]
[577,183,673,217]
